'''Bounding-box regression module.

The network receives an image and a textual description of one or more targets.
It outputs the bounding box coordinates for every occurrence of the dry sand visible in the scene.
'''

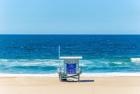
[0,76,140,94]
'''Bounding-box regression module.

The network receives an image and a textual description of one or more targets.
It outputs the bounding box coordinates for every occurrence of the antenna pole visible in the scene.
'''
[58,45,61,59]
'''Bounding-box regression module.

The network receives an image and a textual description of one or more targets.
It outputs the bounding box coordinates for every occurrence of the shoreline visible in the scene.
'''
[0,72,140,77]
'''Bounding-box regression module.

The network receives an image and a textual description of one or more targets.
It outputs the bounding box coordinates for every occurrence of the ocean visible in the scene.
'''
[0,35,140,74]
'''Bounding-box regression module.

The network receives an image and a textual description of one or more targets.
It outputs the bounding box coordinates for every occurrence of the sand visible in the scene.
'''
[0,76,140,94]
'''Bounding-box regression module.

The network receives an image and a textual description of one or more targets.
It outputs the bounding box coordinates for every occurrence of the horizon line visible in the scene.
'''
[0,34,140,35]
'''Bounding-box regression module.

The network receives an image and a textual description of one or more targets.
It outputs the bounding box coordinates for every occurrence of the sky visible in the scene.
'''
[0,0,140,34]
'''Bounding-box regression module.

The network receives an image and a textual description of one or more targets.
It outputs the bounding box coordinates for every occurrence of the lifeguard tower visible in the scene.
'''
[58,56,82,81]
[58,45,82,81]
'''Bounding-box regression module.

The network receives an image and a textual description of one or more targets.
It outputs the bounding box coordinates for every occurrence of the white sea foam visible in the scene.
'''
[112,62,123,65]
[0,58,132,71]
[131,58,140,63]
[0,59,92,67]
[0,59,60,67]
[0,59,139,74]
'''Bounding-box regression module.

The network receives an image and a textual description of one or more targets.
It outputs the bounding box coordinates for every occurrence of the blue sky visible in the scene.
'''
[0,0,140,34]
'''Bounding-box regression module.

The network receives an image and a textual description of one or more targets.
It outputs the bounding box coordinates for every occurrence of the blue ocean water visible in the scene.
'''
[0,35,140,74]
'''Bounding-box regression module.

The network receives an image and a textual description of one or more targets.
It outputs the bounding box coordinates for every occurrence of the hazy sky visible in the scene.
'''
[0,0,140,34]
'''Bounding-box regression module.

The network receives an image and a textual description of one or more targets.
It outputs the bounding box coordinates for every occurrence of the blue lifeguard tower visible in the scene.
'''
[57,45,82,81]
[58,56,82,81]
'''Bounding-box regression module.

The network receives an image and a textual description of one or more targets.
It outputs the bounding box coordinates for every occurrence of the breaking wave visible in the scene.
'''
[0,58,140,74]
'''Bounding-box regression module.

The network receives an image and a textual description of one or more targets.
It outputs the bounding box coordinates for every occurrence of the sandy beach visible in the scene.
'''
[0,76,139,94]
